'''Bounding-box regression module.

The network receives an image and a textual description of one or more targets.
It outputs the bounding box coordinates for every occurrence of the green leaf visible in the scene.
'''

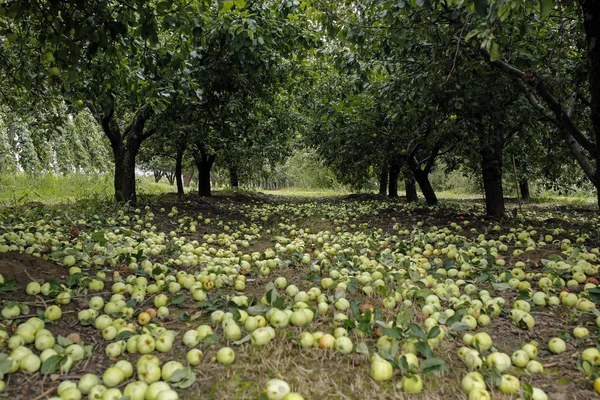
[247,304,270,315]
[355,342,369,356]
[0,280,18,293]
[427,326,440,340]
[449,322,471,332]
[381,327,402,340]
[221,0,234,13]
[41,355,64,374]
[492,282,511,291]
[170,367,196,388]
[18,304,29,315]
[414,289,434,299]
[179,313,191,322]
[539,0,554,17]
[476,272,491,283]
[57,335,73,347]
[465,29,480,42]
[203,334,219,345]
[490,42,502,62]
[421,357,448,374]
[83,345,93,358]
[474,0,489,17]
[407,324,427,341]
[442,258,454,269]
[349,300,360,319]
[0,354,12,379]
[396,308,412,326]
[232,334,251,345]
[265,287,278,305]
[587,287,600,304]
[398,355,409,372]
[91,231,107,244]
[169,294,185,305]
[415,341,433,358]
[116,330,133,341]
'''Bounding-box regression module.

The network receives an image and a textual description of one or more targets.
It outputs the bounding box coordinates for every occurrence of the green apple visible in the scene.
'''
[370,359,393,381]
[461,371,486,394]
[216,347,235,365]
[511,350,529,368]
[78,373,100,395]
[471,332,492,351]
[102,366,125,388]
[334,337,353,354]
[137,361,161,384]
[266,379,291,400]
[401,374,423,393]
[548,337,566,354]
[123,381,148,400]
[186,349,203,366]
[161,360,185,381]
[497,374,520,395]
[525,360,544,373]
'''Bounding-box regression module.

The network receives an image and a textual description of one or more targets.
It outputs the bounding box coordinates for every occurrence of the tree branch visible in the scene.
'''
[477,46,598,156]
[123,103,154,142]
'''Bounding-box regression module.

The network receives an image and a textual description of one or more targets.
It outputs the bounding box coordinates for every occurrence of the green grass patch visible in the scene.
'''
[258,187,350,197]
[0,172,175,205]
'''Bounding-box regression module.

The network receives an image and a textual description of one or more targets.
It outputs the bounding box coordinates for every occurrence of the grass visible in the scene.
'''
[258,187,350,197]
[0,172,176,205]
[1,172,596,210]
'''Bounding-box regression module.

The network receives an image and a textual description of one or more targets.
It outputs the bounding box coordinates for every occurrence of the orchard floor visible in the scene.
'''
[0,192,599,400]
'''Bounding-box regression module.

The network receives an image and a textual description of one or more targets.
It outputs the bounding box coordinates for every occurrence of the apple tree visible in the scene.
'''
[0,0,206,203]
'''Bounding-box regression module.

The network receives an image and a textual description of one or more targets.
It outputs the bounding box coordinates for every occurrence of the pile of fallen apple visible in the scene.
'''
[0,200,598,399]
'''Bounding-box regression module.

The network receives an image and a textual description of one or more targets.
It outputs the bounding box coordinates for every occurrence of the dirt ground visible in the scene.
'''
[0,193,598,399]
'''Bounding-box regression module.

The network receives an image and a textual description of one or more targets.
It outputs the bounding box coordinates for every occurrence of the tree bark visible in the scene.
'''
[519,178,530,200]
[579,0,600,207]
[193,146,215,197]
[378,164,388,196]
[229,166,239,188]
[405,177,418,202]
[110,135,142,204]
[480,144,505,217]
[153,170,163,183]
[388,161,400,197]
[183,172,192,187]
[175,146,184,200]
[96,105,154,204]
[413,169,437,205]
[165,173,175,185]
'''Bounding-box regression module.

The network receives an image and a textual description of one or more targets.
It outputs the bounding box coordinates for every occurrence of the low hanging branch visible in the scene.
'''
[477,47,597,156]
[463,41,599,186]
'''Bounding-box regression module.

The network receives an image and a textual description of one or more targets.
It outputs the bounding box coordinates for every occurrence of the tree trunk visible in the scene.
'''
[413,169,437,205]
[194,147,216,197]
[388,162,400,197]
[378,164,388,196]
[153,170,163,183]
[405,177,418,202]
[480,145,505,216]
[176,147,184,200]
[519,178,530,200]
[229,166,239,188]
[110,138,141,204]
[96,105,154,204]
[579,0,600,208]
[183,172,192,187]
[166,173,175,186]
